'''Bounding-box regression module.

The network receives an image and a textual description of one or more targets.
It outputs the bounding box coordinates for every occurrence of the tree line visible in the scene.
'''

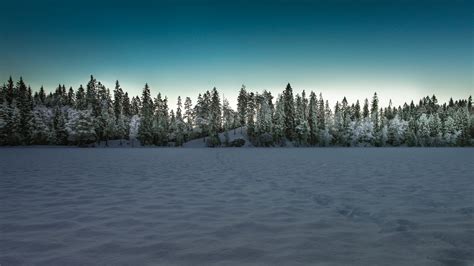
[0,75,472,147]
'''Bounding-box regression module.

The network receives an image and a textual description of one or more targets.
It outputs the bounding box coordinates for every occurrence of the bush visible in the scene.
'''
[258,133,273,147]
[229,138,245,147]
[206,135,221,147]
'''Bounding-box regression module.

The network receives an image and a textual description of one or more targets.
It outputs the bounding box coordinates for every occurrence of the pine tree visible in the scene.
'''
[76,109,96,146]
[129,114,140,146]
[138,84,154,145]
[175,96,185,146]
[86,76,98,111]
[363,98,369,118]
[294,94,309,145]
[184,96,193,137]
[256,91,274,146]
[151,93,170,146]
[31,105,52,144]
[122,92,131,117]
[354,100,361,120]
[283,83,295,140]
[387,115,408,146]
[37,86,46,106]
[237,85,248,131]
[76,85,87,110]
[54,107,68,145]
[443,116,459,146]
[194,93,209,138]
[113,80,124,122]
[222,97,232,145]
[246,92,256,138]
[272,95,285,145]
[5,76,15,106]
[16,78,34,144]
[318,93,325,130]
[417,114,431,146]
[0,101,10,145]
[66,87,75,107]
[7,101,22,145]
[370,92,380,146]
[319,100,333,146]
[332,101,345,145]
[429,113,442,145]
[131,96,141,115]
[210,87,221,135]
[308,91,319,145]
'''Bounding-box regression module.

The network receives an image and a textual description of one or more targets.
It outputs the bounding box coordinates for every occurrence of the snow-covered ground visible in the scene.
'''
[0,148,473,265]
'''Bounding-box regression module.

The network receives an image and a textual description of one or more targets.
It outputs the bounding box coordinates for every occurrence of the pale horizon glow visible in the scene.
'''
[1,0,472,109]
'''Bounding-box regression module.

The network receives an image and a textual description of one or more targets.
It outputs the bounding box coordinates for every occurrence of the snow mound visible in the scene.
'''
[95,139,141,148]
[183,127,253,148]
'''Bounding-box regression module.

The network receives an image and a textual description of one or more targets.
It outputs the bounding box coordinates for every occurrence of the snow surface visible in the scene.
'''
[0,148,473,265]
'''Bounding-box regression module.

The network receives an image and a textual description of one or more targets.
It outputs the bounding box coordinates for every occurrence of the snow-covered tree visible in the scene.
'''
[308,91,319,146]
[138,84,154,145]
[272,95,285,144]
[283,83,295,140]
[237,85,247,131]
[129,114,140,146]
[387,115,408,146]
[417,114,431,146]
[31,105,53,144]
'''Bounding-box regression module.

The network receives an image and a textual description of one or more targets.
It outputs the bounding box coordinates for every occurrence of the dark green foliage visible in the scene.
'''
[229,138,245,147]
[206,134,221,147]
[0,76,471,148]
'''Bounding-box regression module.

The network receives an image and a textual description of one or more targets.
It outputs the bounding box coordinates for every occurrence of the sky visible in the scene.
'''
[0,0,472,108]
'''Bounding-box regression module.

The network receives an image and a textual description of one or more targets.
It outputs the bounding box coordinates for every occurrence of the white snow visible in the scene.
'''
[0,148,473,265]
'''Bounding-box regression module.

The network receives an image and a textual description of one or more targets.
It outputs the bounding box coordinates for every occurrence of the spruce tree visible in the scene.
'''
[64,87,74,106]
[318,93,325,130]
[237,85,248,131]
[138,84,154,145]
[5,76,15,106]
[370,92,380,144]
[272,95,285,144]
[113,80,124,121]
[354,100,361,120]
[16,78,34,144]
[283,83,295,140]
[246,92,256,138]
[210,87,221,136]
[175,96,185,145]
[54,107,68,145]
[308,91,319,145]
[0,101,10,145]
[184,96,193,136]
[76,85,87,110]
[123,92,131,117]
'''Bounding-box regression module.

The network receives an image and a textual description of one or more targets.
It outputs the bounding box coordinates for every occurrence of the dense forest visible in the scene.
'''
[0,76,472,147]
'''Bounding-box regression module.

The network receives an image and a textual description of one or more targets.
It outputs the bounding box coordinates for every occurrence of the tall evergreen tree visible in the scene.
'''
[308,91,319,145]
[16,78,34,144]
[76,85,87,110]
[237,85,248,131]
[209,87,221,136]
[122,92,132,117]
[184,96,193,136]
[138,84,154,145]
[283,83,295,139]
[363,98,369,118]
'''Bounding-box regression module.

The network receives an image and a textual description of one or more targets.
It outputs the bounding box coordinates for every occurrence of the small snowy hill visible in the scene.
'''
[183,127,254,148]
[95,139,141,148]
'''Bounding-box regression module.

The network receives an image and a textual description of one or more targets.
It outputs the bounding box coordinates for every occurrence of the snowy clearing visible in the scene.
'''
[0,148,473,265]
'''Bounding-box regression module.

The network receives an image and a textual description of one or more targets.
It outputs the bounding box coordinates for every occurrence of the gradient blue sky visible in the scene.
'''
[1,0,472,107]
